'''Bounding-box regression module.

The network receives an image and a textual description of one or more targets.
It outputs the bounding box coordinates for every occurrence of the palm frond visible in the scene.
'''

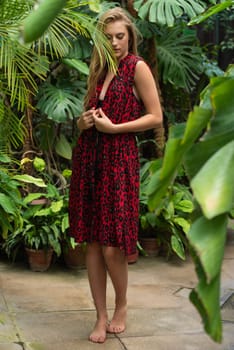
[0,38,49,110]
[0,0,33,21]
[0,98,27,152]
[156,25,203,91]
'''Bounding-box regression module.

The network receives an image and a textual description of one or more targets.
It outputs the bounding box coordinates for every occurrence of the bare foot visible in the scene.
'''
[89,319,107,343]
[107,305,127,334]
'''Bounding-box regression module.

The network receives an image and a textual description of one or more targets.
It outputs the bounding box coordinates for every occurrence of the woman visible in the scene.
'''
[69,7,163,343]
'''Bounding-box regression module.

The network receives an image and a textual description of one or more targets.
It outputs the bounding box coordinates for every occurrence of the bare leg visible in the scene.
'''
[103,246,128,334]
[86,242,108,343]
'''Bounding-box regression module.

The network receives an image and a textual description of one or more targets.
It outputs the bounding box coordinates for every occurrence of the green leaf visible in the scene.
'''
[37,83,83,123]
[12,174,46,187]
[171,234,185,260]
[62,58,89,75]
[157,25,203,90]
[88,0,101,13]
[55,134,72,160]
[174,200,194,213]
[22,0,66,43]
[174,217,190,234]
[50,200,63,213]
[0,193,18,215]
[187,215,227,283]
[136,0,205,26]
[188,0,233,26]
[191,141,234,219]
[190,272,222,343]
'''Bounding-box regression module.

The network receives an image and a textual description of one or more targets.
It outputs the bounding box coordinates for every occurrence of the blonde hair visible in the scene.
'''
[84,7,139,109]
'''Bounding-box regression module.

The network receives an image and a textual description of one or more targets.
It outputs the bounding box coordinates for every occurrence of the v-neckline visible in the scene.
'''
[98,54,131,102]
[99,72,115,102]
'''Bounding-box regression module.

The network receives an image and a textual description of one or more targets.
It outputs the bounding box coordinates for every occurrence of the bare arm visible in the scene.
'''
[93,60,163,134]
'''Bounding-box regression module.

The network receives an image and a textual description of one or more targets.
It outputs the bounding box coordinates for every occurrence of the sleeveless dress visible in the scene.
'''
[68,54,143,255]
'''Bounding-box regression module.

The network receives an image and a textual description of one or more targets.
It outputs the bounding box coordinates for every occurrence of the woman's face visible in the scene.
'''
[104,20,129,61]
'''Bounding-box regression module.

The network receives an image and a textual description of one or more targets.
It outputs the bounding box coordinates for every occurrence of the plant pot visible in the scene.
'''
[127,250,139,264]
[63,244,86,270]
[25,247,53,272]
[139,237,160,257]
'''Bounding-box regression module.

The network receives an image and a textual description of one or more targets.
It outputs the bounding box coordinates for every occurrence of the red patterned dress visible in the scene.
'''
[69,54,144,255]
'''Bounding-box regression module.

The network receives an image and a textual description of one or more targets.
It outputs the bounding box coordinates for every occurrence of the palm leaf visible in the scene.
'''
[0,98,27,151]
[156,25,203,90]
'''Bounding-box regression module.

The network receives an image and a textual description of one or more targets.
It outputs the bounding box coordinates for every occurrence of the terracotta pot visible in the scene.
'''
[127,250,139,264]
[139,237,160,257]
[25,247,53,272]
[63,244,86,270]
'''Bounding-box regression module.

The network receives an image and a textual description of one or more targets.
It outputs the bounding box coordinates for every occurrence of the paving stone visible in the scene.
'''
[24,339,123,350]
[122,334,227,350]
[0,345,23,350]
[121,308,203,337]
[127,284,185,309]
[1,269,93,313]
[15,311,95,343]
[0,313,18,343]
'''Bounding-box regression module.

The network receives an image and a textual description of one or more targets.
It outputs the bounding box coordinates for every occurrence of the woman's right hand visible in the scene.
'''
[77,108,97,130]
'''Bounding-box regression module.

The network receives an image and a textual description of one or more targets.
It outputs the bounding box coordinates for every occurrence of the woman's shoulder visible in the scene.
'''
[125,53,144,65]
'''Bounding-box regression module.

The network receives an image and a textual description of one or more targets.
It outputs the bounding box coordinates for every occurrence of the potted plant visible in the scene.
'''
[3,186,64,271]
[0,156,47,259]
[139,158,194,259]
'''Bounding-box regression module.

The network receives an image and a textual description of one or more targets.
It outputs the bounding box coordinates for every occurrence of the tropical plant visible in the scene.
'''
[3,181,69,260]
[139,158,194,259]
[146,64,234,342]
[0,154,46,243]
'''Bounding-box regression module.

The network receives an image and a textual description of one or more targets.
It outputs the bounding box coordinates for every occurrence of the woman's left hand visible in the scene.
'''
[93,108,116,134]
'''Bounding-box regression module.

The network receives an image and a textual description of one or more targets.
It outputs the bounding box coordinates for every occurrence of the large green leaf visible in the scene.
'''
[37,83,83,123]
[185,76,234,178]
[184,131,234,179]
[21,0,66,43]
[187,214,227,342]
[134,0,205,26]
[156,26,203,91]
[147,106,211,209]
[190,273,222,342]
[191,141,234,219]
[204,78,234,139]
[187,215,227,283]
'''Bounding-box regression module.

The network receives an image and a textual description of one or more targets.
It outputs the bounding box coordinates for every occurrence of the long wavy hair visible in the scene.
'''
[84,7,139,109]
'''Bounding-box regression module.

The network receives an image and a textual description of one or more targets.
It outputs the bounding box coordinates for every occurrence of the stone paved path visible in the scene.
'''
[0,234,233,350]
